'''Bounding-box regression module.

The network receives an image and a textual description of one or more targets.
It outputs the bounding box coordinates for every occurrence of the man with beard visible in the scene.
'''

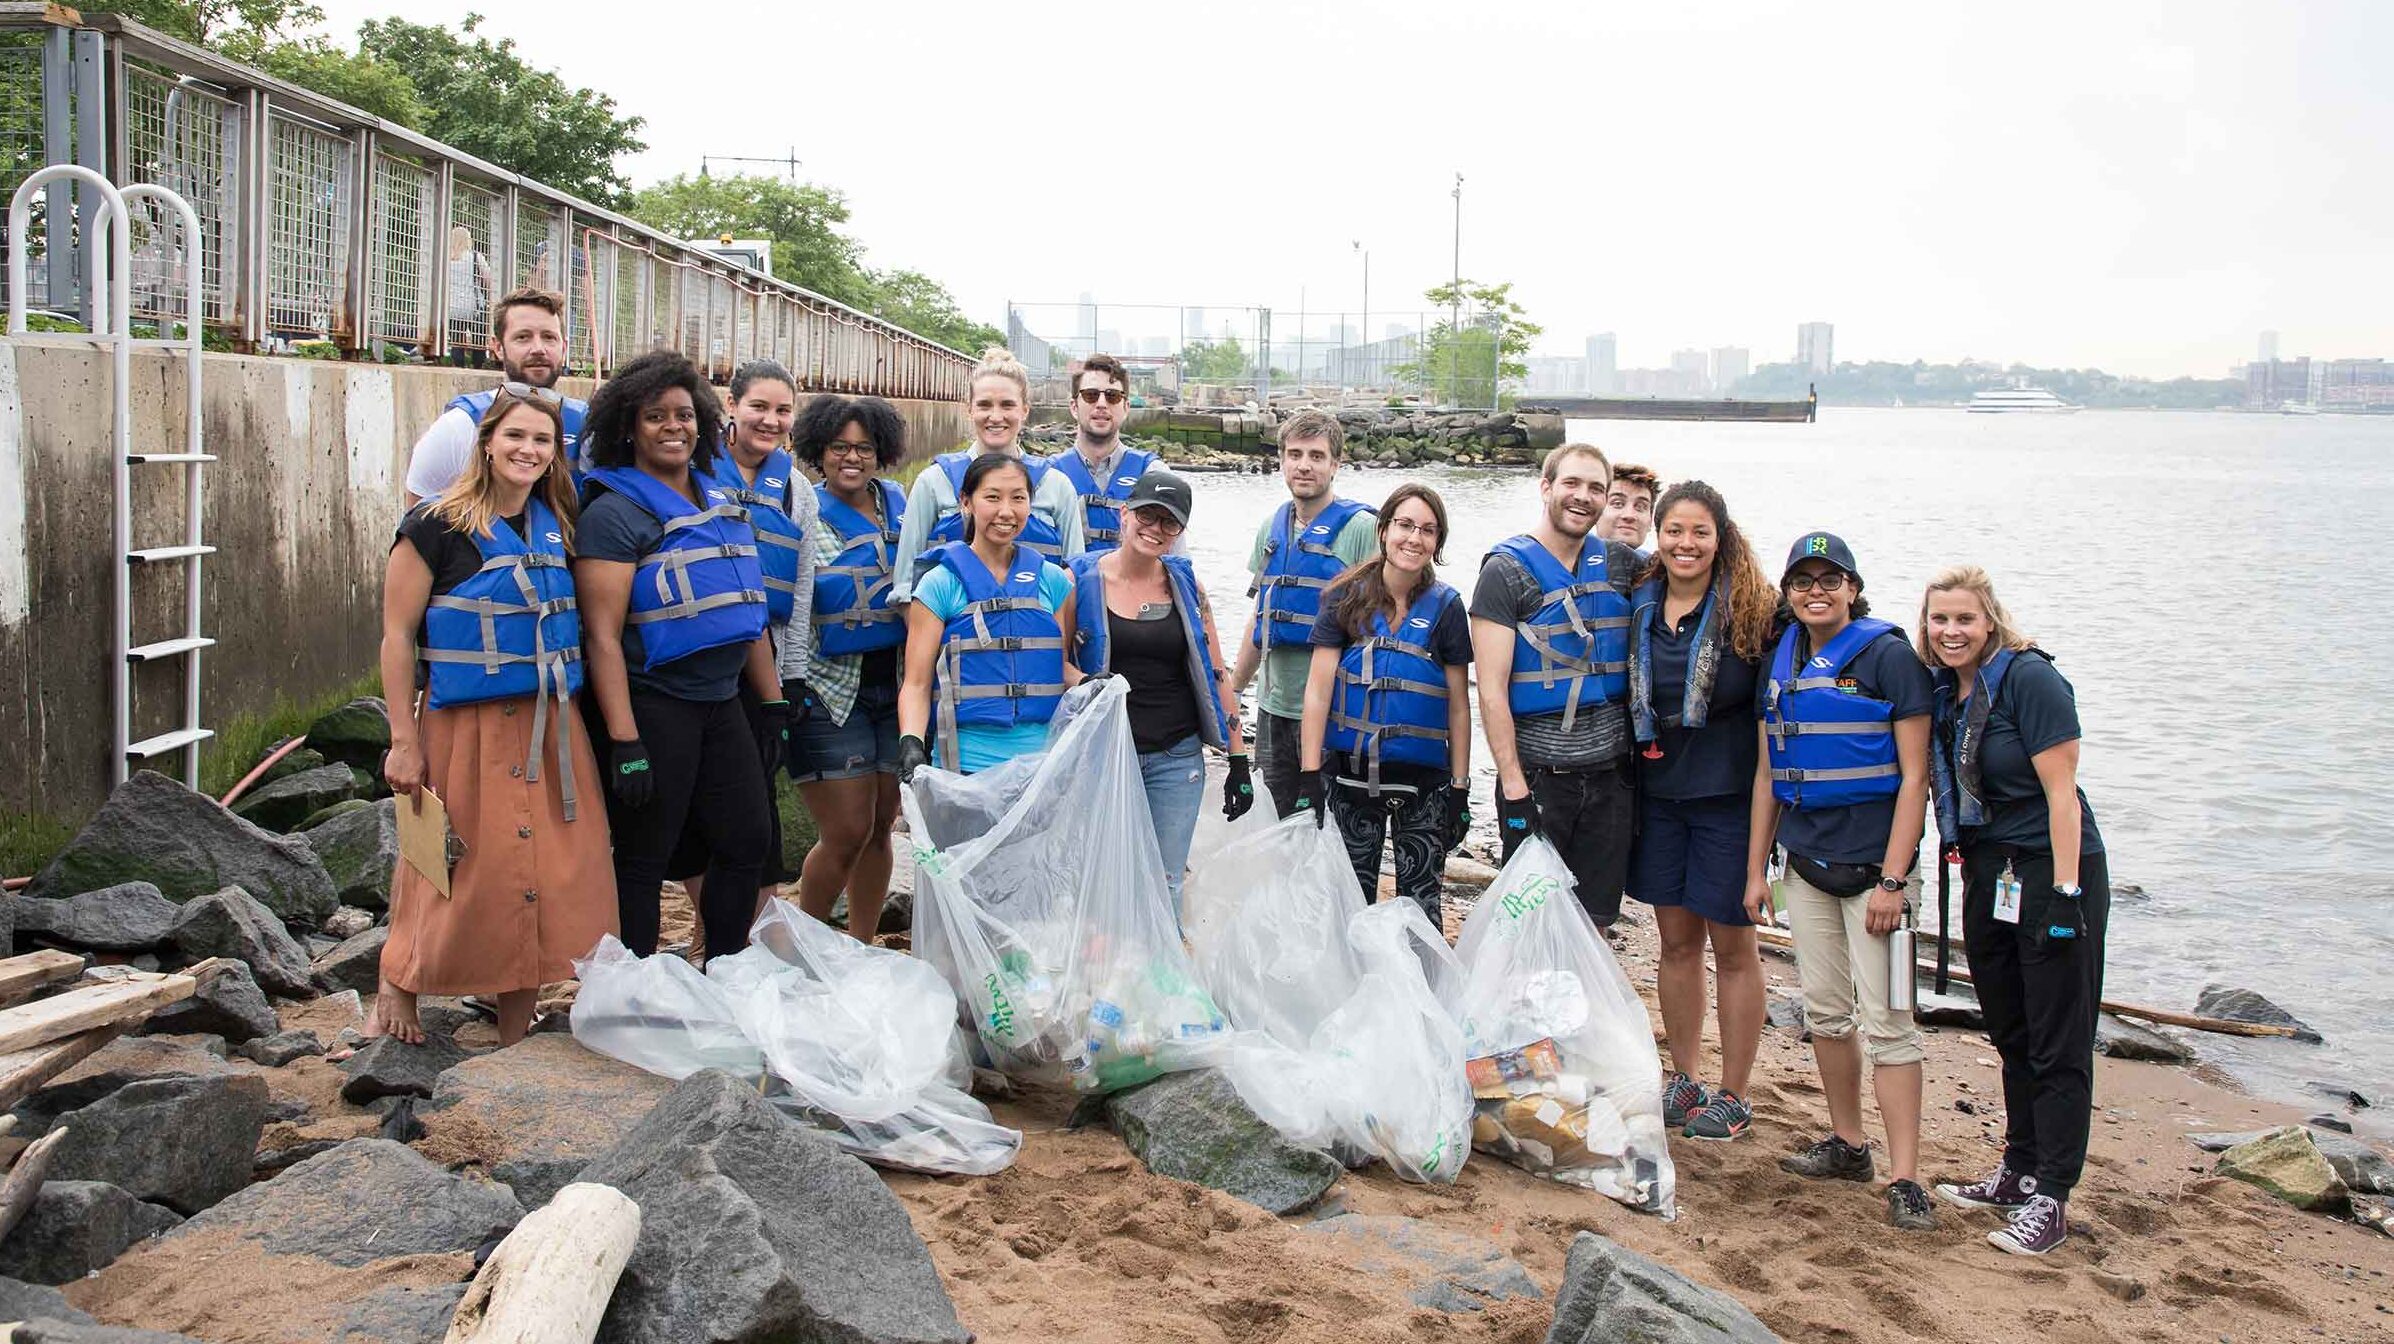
[1471,442,1642,930]
[404,288,586,507]
[1047,354,1157,557]
[1230,408,1378,816]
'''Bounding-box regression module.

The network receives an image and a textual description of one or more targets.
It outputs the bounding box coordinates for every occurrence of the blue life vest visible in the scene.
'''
[1492,534,1631,729]
[1931,645,2040,840]
[812,479,908,657]
[1067,552,1229,751]
[1250,497,1374,651]
[586,466,768,671]
[1326,580,1460,788]
[448,389,589,481]
[702,447,803,624]
[927,450,1066,563]
[418,497,586,817]
[1048,446,1156,554]
[929,542,1068,768]
[1763,617,1904,809]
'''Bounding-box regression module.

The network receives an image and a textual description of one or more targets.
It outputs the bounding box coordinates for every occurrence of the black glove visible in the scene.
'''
[755,699,791,779]
[609,738,654,809]
[1444,783,1471,852]
[781,681,819,729]
[1223,753,1256,821]
[1292,767,1329,828]
[1497,789,1540,860]
[2039,886,2087,949]
[897,734,930,783]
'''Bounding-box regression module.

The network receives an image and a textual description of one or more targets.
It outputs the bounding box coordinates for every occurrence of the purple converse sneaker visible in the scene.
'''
[1988,1194,2067,1256]
[1935,1162,2037,1211]
[1663,1071,1709,1129]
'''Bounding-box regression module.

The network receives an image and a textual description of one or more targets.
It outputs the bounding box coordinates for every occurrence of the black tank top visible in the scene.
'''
[1110,604,1201,753]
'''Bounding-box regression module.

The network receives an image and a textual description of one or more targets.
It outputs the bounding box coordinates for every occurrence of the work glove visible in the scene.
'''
[1292,767,1329,829]
[1223,753,1256,820]
[609,738,654,810]
[781,680,819,729]
[897,734,930,784]
[754,699,791,779]
[1497,789,1541,861]
[1444,783,1472,853]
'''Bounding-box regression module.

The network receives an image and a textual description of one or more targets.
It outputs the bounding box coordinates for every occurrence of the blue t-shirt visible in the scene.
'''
[1641,602,1760,802]
[578,489,754,703]
[1759,628,1934,865]
[912,557,1073,774]
[1955,652,2104,855]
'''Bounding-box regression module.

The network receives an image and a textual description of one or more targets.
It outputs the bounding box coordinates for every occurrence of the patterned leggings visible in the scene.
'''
[1330,783,1446,926]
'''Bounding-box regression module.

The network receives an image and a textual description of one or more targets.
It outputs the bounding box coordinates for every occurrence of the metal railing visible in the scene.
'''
[0,5,972,399]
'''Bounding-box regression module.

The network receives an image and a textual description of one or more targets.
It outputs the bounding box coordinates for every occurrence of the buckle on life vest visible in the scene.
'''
[1004,683,1033,698]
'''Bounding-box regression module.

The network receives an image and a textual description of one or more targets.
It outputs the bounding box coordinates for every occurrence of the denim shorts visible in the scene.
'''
[791,677,900,783]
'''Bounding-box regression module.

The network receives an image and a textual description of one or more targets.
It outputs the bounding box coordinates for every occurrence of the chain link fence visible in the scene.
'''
[264,112,350,340]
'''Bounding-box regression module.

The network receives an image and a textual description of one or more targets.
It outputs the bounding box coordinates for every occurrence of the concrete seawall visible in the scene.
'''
[0,337,965,827]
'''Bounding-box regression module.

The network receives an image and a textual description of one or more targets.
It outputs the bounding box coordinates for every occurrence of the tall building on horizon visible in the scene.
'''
[1585,333,1618,395]
[2259,330,2279,365]
[1796,322,1835,375]
[1710,346,1750,393]
[1671,349,1711,391]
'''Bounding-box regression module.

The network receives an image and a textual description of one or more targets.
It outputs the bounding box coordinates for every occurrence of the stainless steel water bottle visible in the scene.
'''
[1887,902,1918,1013]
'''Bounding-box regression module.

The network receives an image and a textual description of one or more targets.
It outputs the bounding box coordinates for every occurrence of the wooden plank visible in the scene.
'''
[0,973,201,1059]
[0,1127,68,1249]
[0,951,87,1008]
[0,1024,131,1113]
[444,1182,640,1344]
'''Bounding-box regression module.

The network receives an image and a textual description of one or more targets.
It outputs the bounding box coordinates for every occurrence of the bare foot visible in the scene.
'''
[362,980,423,1045]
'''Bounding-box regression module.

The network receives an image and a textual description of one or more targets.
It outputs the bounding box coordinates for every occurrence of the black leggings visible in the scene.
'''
[1961,843,2110,1201]
[605,688,772,961]
[1330,779,1446,927]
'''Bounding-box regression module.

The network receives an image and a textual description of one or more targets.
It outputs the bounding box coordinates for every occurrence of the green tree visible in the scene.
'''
[1396,279,1540,408]
[85,0,323,44]
[1179,337,1249,383]
[241,35,426,125]
[356,14,646,206]
[629,173,872,304]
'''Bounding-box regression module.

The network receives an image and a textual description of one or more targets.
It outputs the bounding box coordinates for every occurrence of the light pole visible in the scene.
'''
[1352,240,1369,388]
[1449,173,1464,406]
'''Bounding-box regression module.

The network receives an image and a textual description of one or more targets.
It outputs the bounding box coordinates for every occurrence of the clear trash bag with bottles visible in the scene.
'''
[1450,835,1677,1216]
[902,678,1229,1094]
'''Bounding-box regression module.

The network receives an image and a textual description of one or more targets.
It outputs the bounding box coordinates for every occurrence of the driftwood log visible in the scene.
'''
[0,1126,68,1249]
[444,1182,641,1344]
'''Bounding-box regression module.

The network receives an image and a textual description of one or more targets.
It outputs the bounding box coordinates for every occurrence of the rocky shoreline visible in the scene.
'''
[1027,404,1568,472]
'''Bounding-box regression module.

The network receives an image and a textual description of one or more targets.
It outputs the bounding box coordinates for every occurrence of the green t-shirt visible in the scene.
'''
[1246,503,1380,721]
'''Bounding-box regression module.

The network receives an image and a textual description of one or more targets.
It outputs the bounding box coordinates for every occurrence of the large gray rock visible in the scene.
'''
[312,926,390,994]
[47,1073,271,1215]
[339,1029,467,1105]
[0,1181,183,1284]
[8,1035,235,1138]
[2191,1128,2394,1197]
[426,1034,672,1208]
[25,772,338,930]
[330,1283,470,1344]
[167,886,313,997]
[0,1276,94,1326]
[2216,1125,2349,1213]
[2196,984,2323,1044]
[166,1138,520,1267]
[252,746,328,789]
[142,961,278,1043]
[7,883,181,951]
[2096,1014,2195,1063]
[1103,1068,1342,1215]
[229,764,360,834]
[1546,1230,1781,1343]
[1306,1215,1541,1313]
[294,800,398,913]
[305,698,392,771]
[237,1028,325,1067]
[579,1070,968,1344]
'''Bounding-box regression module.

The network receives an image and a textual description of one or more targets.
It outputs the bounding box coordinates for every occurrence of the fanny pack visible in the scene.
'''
[1786,853,1878,899]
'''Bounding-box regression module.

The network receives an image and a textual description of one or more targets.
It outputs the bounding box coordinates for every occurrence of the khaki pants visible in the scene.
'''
[1781,867,1924,1066]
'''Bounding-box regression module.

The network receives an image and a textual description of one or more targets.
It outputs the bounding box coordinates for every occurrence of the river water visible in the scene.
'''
[1170,408,2394,1129]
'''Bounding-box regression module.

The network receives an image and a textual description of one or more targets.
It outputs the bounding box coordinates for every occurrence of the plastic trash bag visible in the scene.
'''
[1450,836,1677,1216]
[1184,807,1367,1046]
[1309,899,1474,1182]
[903,679,1229,1093]
[570,904,1021,1176]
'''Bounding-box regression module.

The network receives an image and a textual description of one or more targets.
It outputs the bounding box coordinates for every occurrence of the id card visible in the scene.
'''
[1993,863,2023,925]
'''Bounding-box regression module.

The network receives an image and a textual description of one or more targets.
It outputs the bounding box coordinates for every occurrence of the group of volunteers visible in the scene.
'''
[371,289,2108,1261]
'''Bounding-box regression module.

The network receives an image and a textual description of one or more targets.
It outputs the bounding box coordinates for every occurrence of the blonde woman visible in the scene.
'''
[1919,566,2107,1258]
[888,347,1084,602]
[376,388,616,1044]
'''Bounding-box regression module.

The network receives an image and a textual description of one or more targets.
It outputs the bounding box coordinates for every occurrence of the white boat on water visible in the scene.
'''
[1967,385,2082,414]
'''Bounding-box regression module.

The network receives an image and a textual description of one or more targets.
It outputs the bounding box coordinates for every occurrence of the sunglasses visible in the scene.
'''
[1786,572,1851,594]
[499,379,563,406]
[1076,387,1126,405]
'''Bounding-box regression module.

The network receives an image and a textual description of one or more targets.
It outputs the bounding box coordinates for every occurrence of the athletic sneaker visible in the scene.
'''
[1779,1134,1874,1182]
[1663,1071,1709,1128]
[1887,1178,1939,1231]
[1988,1194,2066,1255]
[1682,1089,1752,1141]
[1936,1162,2036,1211]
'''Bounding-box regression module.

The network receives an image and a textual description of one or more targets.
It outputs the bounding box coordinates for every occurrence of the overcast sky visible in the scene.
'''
[311,0,2390,378]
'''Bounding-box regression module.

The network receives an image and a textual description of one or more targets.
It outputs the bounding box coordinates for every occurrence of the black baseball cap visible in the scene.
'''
[1782,531,1861,584]
[1126,470,1194,527]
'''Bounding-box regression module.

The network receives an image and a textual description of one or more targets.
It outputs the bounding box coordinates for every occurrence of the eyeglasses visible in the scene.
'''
[499,379,562,406]
[1076,387,1127,405]
[1387,517,1441,541]
[1131,508,1184,536]
[1786,572,1850,593]
[822,442,877,461]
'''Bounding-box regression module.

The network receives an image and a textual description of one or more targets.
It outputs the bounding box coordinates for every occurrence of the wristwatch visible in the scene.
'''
[2052,883,2084,899]
[1876,874,1906,894]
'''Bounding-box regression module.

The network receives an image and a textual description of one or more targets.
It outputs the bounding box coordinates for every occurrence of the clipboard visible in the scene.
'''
[396,788,456,899]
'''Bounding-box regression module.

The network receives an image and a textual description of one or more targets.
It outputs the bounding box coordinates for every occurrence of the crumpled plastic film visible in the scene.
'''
[903,679,1228,1093]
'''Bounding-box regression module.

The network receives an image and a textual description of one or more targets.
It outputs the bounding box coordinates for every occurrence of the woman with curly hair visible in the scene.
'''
[1627,480,1780,1143]
[574,350,781,962]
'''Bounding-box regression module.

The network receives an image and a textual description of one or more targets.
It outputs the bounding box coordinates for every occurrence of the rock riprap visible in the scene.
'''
[7,884,181,952]
[2215,1125,2351,1213]
[26,772,337,929]
[424,1034,674,1209]
[304,698,392,771]
[0,1182,182,1284]
[2195,984,2323,1043]
[293,800,398,913]
[47,1074,271,1215]
[1544,1230,1782,1343]
[1304,1215,1541,1313]
[1101,1068,1342,1215]
[229,764,360,835]
[166,886,313,997]
[140,961,278,1043]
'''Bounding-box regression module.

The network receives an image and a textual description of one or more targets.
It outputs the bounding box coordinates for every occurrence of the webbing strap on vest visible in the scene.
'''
[1770,763,1900,784]
[421,551,582,818]
[628,542,763,623]
[1335,640,1449,795]
[1511,616,1630,733]
[934,594,1067,769]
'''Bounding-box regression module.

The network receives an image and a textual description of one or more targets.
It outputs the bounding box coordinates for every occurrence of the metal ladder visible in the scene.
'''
[7,165,215,788]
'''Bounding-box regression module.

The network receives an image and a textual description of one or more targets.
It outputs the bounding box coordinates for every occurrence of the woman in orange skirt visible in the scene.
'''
[374,387,617,1045]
